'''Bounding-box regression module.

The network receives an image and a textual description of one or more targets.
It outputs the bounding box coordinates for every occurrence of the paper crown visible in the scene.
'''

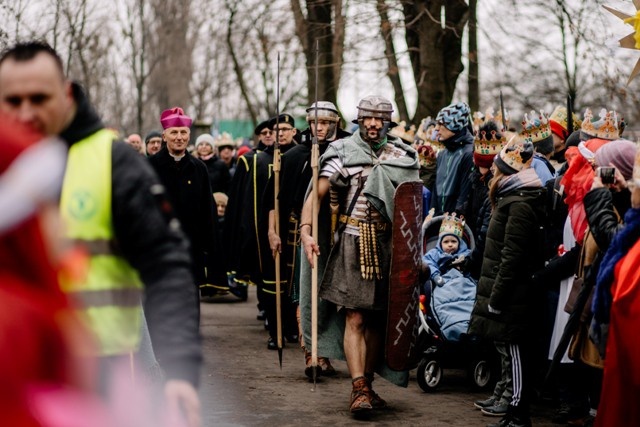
[520,110,552,144]
[581,108,619,140]
[474,108,506,156]
[414,117,444,152]
[472,111,485,132]
[214,132,237,149]
[549,106,582,137]
[388,121,416,143]
[495,134,534,174]
[160,107,192,129]
[439,213,465,239]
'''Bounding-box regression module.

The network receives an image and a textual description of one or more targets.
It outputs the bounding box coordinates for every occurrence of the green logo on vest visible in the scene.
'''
[68,190,97,220]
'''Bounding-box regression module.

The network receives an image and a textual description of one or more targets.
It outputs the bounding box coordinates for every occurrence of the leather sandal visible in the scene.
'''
[350,376,372,413]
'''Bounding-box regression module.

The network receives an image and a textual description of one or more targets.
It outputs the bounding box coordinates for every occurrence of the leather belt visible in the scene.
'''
[339,214,388,232]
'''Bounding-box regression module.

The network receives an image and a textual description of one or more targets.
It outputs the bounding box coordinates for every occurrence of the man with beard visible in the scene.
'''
[300,96,419,415]
[149,108,227,298]
[266,101,350,374]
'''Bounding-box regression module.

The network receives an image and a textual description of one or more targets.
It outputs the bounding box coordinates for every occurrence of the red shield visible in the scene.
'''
[386,181,423,371]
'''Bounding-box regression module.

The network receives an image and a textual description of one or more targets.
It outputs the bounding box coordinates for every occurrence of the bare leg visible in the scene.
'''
[344,309,366,379]
[364,326,382,374]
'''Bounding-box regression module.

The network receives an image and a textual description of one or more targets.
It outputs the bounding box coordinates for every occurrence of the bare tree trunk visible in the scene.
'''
[226,0,258,126]
[468,0,479,112]
[148,0,193,109]
[402,0,469,121]
[377,0,409,124]
[290,0,345,107]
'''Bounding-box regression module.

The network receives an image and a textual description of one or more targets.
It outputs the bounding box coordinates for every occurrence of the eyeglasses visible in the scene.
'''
[275,127,294,132]
[260,130,273,136]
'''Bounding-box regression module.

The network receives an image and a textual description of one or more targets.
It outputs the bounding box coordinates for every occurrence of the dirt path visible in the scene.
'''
[199,288,557,426]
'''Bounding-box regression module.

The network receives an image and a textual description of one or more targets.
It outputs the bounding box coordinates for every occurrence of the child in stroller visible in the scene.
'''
[416,213,497,392]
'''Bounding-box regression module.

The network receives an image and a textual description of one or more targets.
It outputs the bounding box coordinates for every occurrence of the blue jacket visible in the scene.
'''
[423,235,471,281]
[430,128,474,215]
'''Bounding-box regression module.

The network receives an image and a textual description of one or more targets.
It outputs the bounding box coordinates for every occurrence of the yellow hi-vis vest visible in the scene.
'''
[60,129,143,356]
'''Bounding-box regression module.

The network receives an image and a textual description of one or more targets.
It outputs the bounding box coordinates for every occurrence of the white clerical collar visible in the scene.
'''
[169,151,185,161]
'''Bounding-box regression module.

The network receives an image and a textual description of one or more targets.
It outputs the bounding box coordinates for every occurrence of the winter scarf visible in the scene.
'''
[497,167,543,196]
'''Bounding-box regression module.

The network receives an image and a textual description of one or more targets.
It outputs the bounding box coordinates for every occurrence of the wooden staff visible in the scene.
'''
[310,39,320,386]
[274,52,283,368]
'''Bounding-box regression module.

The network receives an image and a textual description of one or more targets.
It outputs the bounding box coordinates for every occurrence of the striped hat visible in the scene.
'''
[436,102,470,132]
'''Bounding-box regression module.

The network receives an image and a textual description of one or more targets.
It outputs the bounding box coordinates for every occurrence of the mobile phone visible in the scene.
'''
[597,166,616,185]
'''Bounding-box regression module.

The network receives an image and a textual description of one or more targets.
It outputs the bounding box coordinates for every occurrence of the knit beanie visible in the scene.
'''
[144,130,162,145]
[594,139,637,180]
[436,102,470,132]
[196,134,215,149]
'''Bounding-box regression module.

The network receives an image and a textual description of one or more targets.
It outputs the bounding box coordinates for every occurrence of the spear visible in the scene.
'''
[310,39,320,387]
[273,52,283,368]
[499,90,507,132]
[567,95,573,138]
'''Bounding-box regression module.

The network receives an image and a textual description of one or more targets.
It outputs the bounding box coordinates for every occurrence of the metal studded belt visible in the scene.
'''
[338,214,388,232]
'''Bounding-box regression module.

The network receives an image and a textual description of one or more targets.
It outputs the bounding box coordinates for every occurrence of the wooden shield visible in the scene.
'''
[386,181,423,371]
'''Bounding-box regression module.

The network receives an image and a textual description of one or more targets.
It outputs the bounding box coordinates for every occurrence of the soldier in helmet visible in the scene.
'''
[299,96,419,415]
[265,101,350,378]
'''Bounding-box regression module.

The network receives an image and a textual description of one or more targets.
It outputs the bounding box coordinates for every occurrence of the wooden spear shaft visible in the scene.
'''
[274,52,283,366]
[310,39,320,384]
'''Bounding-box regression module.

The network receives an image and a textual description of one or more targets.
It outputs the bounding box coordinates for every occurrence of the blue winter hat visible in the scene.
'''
[436,102,470,132]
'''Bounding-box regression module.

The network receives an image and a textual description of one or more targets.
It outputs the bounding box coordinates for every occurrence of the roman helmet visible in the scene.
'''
[306,101,340,141]
[354,95,394,142]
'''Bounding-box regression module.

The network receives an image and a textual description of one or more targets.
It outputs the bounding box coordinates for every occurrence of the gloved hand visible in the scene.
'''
[433,275,445,287]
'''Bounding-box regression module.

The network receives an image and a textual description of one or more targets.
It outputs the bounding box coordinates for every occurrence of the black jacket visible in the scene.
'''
[584,187,631,251]
[62,83,201,385]
[466,168,492,280]
[149,147,225,287]
[201,156,230,194]
[469,187,547,342]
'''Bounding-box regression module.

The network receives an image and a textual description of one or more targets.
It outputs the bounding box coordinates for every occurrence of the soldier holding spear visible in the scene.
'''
[299,96,419,415]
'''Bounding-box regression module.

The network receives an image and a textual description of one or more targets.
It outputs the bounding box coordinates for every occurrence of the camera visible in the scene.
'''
[596,166,616,185]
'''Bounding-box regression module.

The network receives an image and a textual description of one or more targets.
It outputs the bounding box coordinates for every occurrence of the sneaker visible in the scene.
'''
[257,310,266,321]
[475,396,497,409]
[481,401,509,417]
[552,402,571,424]
[504,417,532,427]
[487,415,511,427]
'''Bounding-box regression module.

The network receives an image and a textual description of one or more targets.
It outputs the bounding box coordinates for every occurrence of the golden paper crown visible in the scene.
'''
[581,108,619,140]
[414,117,444,152]
[521,110,552,144]
[474,108,507,156]
[497,134,534,173]
[549,106,582,133]
[389,120,416,144]
[439,212,465,239]
[472,111,485,132]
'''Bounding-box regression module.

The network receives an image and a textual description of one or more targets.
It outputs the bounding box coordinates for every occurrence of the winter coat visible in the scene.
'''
[423,235,471,281]
[61,83,201,385]
[200,155,230,194]
[430,127,474,216]
[466,168,492,279]
[468,183,547,342]
[149,147,225,287]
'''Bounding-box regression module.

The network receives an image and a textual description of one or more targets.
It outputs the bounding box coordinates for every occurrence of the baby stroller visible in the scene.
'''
[416,215,498,392]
